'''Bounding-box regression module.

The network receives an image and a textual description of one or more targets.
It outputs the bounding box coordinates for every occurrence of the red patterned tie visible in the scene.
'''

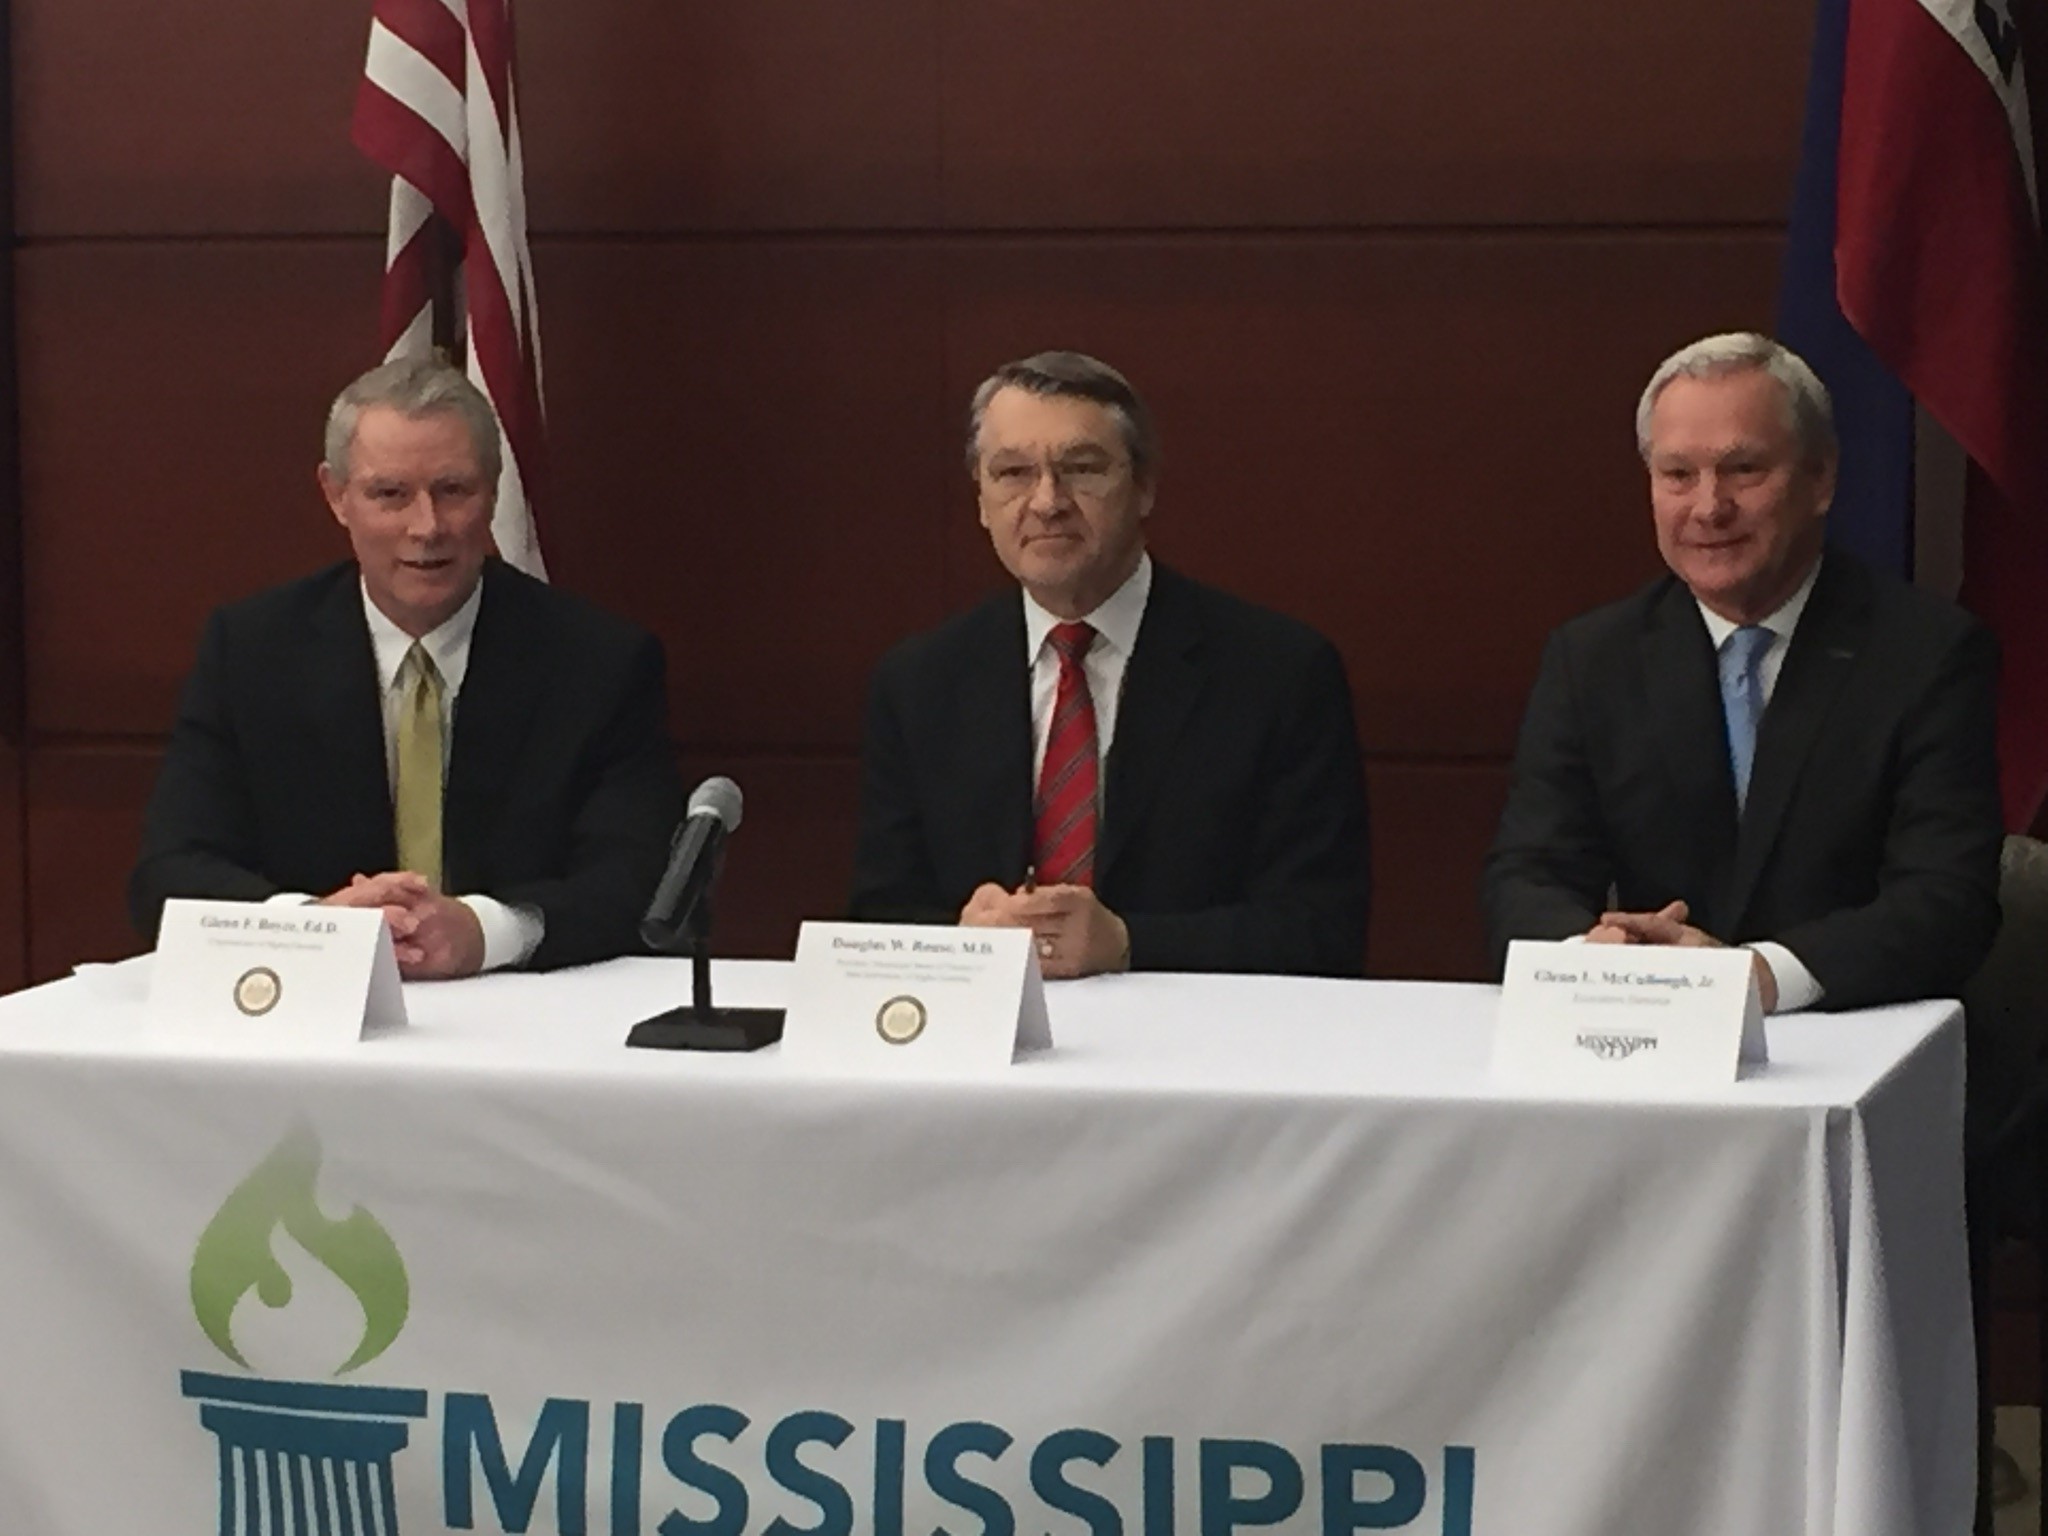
[1034,621,1099,887]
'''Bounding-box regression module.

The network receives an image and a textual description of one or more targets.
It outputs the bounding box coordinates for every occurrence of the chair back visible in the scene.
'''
[1964,835,2048,1215]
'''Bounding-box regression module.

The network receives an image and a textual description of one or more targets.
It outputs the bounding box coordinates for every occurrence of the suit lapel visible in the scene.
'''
[1098,567,1206,885]
[1723,556,1866,929]
[308,571,399,870]
[1640,581,1739,923]
[956,596,1035,881]
[444,563,539,888]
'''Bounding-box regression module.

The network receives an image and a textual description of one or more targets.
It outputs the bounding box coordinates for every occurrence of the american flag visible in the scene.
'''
[351,0,548,578]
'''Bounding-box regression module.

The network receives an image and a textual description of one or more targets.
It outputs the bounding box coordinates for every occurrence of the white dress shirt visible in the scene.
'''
[1022,554,1154,806]
[364,581,481,786]
[1692,558,1820,713]
[263,582,544,972]
[1691,557,1825,1013]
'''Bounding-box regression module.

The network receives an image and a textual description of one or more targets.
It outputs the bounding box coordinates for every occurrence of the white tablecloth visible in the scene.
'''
[0,958,1971,1535]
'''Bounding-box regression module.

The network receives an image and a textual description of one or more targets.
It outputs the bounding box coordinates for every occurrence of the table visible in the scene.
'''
[0,957,1971,1535]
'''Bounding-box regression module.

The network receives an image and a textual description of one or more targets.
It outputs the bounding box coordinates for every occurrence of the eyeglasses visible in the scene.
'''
[979,453,1129,504]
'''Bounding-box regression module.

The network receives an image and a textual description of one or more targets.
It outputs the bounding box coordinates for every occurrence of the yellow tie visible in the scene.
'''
[394,643,444,889]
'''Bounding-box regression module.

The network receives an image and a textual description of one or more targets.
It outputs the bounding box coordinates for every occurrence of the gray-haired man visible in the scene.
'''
[131,354,681,977]
[1483,331,2001,1011]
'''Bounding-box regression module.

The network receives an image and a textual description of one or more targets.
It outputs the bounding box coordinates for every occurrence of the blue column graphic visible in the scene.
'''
[182,1372,428,1536]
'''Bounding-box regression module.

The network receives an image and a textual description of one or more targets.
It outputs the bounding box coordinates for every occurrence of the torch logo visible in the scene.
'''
[179,1124,427,1535]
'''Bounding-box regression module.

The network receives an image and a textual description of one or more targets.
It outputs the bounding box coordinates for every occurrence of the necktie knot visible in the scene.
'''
[1048,621,1095,667]
[401,642,444,699]
[1720,624,1773,683]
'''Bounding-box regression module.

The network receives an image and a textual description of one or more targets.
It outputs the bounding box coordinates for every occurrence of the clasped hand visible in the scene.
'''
[317,872,485,980]
[958,881,1130,979]
[1584,899,1778,1011]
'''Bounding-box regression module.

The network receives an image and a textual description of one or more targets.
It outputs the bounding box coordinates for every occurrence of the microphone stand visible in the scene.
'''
[626,894,786,1051]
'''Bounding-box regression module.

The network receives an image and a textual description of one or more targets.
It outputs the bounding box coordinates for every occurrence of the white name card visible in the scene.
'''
[780,921,1052,1075]
[146,899,406,1046]
[1493,939,1766,1091]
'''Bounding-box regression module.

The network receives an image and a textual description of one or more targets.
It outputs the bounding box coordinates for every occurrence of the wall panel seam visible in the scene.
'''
[12,222,1792,251]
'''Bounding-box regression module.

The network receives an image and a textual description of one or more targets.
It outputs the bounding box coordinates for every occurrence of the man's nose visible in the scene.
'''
[402,490,444,536]
[1697,472,1737,519]
[1025,465,1072,514]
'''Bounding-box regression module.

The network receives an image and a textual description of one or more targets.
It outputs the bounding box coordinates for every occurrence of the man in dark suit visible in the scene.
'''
[852,351,1370,977]
[130,355,681,977]
[1483,332,2001,1011]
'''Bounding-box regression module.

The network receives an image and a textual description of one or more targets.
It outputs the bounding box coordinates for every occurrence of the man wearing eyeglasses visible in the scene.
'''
[851,351,1370,978]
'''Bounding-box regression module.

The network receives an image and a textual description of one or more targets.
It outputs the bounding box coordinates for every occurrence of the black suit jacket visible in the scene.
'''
[1482,549,2002,1009]
[851,564,1371,976]
[130,559,683,970]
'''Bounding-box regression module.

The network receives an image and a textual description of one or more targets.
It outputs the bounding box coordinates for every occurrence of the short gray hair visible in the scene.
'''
[323,353,503,488]
[1635,332,1837,467]
[966,351,1160,484]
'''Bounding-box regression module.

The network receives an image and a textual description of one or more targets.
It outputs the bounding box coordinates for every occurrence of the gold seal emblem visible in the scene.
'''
[875,994,927,1045]
[233,966,282,1018]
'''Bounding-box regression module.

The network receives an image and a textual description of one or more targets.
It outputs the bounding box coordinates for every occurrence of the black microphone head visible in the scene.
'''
[688,775,744,833]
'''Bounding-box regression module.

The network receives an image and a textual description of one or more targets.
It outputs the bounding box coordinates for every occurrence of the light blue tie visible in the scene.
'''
[1718,625,1774,809]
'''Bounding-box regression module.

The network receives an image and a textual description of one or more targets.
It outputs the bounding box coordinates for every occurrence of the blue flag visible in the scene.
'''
[1776,0,1916,578]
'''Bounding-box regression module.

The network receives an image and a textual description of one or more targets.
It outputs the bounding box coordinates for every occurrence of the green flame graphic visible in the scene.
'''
[189,1124,408,1375]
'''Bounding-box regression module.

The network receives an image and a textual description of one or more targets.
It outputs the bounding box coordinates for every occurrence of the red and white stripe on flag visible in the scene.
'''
[351,0,548,579]
[1836,0,2048,826]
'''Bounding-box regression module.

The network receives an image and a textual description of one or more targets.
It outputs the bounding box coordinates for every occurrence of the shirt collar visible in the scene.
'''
[361,576,483,695]
[1022,552,1153,663]
[1694,553,1822,652]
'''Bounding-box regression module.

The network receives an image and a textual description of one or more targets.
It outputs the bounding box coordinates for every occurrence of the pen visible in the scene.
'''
[1021,864,1036,894]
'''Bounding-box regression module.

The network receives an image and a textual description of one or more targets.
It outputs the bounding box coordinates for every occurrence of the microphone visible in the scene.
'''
[640,775,743,946]
[628,773,784,1051]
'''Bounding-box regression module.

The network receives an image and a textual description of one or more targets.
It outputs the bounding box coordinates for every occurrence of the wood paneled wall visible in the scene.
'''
[3,0,1809,984]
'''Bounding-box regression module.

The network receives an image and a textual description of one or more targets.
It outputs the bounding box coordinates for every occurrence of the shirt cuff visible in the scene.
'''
[462,896,545,972]
[264,891,315,906]
[1747,941,1823,1013]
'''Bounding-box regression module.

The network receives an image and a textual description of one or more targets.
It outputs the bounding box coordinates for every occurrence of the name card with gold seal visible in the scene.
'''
[146,899,408,1047]
[782,921,1051,1076]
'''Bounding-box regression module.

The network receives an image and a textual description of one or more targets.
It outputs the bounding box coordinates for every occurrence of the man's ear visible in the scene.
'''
[317,464,349,526]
